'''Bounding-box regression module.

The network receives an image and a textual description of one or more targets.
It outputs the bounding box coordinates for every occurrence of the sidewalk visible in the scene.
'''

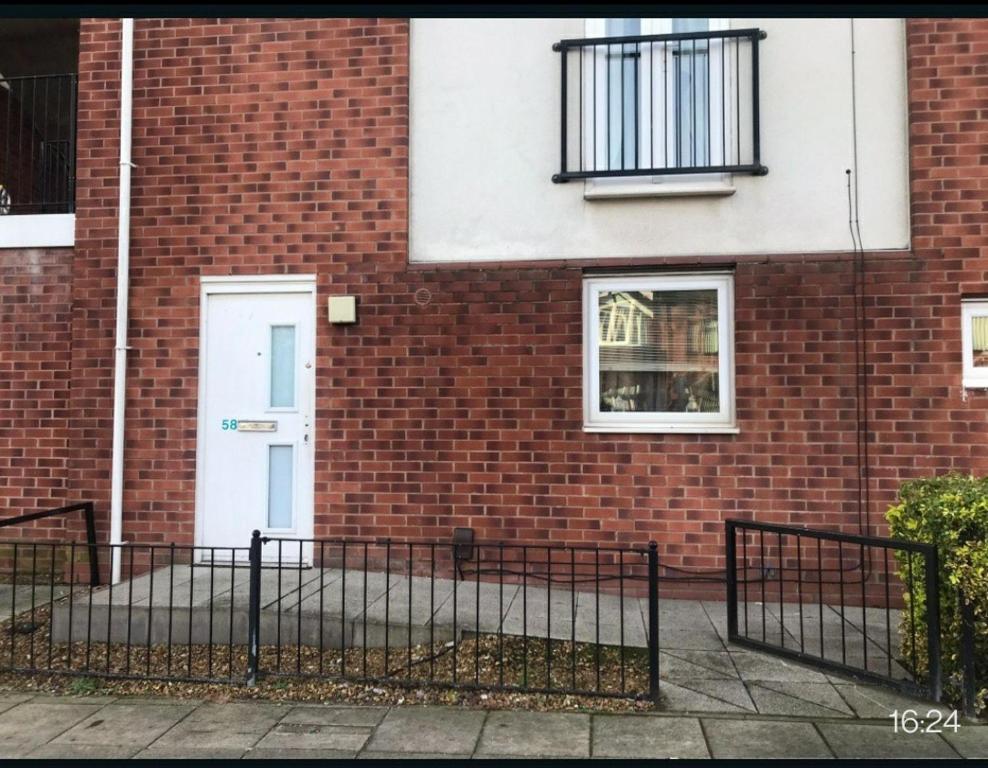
[0,693,983,759]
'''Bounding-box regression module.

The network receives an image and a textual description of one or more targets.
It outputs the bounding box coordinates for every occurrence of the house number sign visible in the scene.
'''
[221,419,277,432]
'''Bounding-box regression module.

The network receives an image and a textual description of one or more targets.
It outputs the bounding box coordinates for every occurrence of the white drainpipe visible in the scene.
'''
[109,18,134,584]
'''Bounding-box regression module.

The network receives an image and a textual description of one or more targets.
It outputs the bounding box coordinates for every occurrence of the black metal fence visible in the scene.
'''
[0,532,661,702]
[0,73,77,215]
[552,29,767,183]
[0,540,252,684]
[0,502,99,586]
[725,518,942,701]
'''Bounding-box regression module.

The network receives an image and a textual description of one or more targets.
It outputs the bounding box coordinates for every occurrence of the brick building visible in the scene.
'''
[0,17,986,587]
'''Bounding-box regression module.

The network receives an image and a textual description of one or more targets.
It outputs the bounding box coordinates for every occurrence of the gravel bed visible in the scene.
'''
[0,601,657,713]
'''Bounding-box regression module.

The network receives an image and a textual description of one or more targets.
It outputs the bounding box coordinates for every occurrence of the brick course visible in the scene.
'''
[3,18,979,582]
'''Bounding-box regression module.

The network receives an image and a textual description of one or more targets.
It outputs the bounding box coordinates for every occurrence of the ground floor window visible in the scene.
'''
[582,272,736,432]
[962,298,988,388]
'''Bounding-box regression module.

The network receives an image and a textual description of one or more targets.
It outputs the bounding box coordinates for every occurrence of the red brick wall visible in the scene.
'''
[0,247,73,535]
[64,18,988,587]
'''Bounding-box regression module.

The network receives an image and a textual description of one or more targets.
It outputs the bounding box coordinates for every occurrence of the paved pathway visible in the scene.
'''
[0,693,983,759]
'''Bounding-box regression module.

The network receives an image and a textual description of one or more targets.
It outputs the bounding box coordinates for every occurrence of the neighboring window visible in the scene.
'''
[583,273,736,432]
[961,299,988,388]
[583,17,731,180]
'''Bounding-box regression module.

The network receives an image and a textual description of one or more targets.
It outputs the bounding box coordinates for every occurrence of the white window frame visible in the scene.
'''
[583,272,737,433]
[582,17,734,197]
[961,299,988,389]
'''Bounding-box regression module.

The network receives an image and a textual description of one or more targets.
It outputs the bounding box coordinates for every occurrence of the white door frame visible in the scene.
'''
[193,275,318,555]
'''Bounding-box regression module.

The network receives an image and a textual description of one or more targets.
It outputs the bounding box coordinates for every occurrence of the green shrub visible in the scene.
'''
[886,473,988,714]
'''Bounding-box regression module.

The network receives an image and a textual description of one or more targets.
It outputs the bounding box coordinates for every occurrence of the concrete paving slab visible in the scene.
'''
[830,682,953,719]
[942,726,988,759]
[477,711,589,758]
[365,706,486,754]
[255,722,372,752]
[280,705,387,727]
[0,701,106,748]
[0,693,35,715]
[295,569,393,621]
[591,714,709,759]
[358,751,473,759]
[245,747,359,759]
[661,627,725,651]
[434,580,520,638]
[817,722,959,759]
[26,694,118,705]
[660,679,757,714]
[747,681,854,718]
[151,701,284,749]
[658,599,718,628]
[571,590,646,647]
[659,650,737,682]
[473,753,568,760]
[0,747,34,758]
[29,743,142,758]
[52,701,196,748]
[702,718,833,758]
[137,746,248,759]
[729,650,831,682]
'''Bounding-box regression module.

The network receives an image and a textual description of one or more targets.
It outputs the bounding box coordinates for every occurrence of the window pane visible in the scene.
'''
[598,289,720,413]
[973,316,988,367]
[605,19,641,171]
[267,445,294,529]
[605,18,641,36]
[673,21,711,167]
[270,325,296,407]
[672,18,710,34]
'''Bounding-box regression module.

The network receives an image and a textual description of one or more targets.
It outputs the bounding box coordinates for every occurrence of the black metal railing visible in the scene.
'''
[0,540,252,685]
[552,29,767,183]
[0,502,99,586]
[726,519,942,701]
[0,532,662,703]
[0,73,77,215]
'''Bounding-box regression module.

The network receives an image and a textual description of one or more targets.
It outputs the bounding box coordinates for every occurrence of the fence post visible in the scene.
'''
[924,546,942,702]
[83,502,101,587]
[647,540,660,705]
[246,530,262,686]
[959,590,977,719]
[725,520,738,640]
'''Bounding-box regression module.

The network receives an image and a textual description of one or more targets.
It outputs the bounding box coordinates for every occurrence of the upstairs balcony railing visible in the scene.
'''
[552,29,768,183]
[0,73,77,215]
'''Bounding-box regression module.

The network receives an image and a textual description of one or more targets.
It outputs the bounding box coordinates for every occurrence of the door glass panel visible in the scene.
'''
[270,325,296,407]
[267,445,294,529]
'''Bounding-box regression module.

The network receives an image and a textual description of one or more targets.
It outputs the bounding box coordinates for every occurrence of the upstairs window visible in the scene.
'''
[552,19,767,184]
[583,273,736,432]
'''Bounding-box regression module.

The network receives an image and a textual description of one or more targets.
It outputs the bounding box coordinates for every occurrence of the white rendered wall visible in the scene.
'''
[409,18,909,263]
[0,214,75,249]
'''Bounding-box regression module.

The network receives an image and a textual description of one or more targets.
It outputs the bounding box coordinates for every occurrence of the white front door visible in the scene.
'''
[196,278,316,561]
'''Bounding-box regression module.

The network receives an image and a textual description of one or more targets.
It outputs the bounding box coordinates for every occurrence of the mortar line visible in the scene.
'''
[747,679,856,717]
[588,710,596,758]
[811,719,838,758]
[351,704,384,759]
[697,716,714,759]
[141,698,201,752]
[470,708,489,757]
[701,599,759,714]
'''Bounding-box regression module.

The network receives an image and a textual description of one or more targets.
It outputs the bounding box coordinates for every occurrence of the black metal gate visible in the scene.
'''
[725,518,941,701]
